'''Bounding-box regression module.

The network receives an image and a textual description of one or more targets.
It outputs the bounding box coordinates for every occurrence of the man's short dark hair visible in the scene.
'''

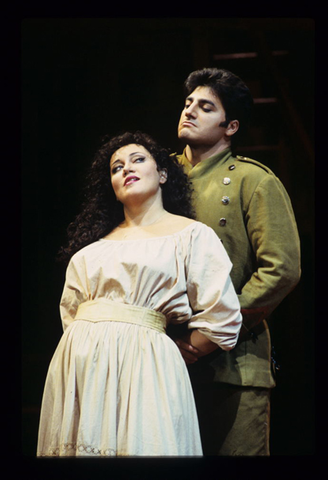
[184,68,254,149]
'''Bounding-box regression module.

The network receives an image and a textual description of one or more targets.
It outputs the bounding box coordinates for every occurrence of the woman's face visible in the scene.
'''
[110,144,167,206]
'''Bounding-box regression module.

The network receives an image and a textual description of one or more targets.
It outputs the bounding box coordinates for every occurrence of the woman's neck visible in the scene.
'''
[122,202,167,229]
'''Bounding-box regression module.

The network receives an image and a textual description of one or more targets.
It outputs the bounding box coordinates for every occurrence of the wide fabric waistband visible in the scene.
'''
[75,299,166,333]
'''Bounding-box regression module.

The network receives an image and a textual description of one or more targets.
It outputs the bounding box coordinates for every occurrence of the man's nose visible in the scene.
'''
[185,103,196,118]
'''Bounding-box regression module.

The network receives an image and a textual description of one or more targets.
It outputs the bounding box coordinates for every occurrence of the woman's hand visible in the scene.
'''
[174,338,200,364]
[174,330,219,365]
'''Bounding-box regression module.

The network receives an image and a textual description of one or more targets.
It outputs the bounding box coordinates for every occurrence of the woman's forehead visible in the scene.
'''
[110,144,150,162]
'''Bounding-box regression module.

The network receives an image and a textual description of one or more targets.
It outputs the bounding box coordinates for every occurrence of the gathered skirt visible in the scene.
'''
[37,300,203,457]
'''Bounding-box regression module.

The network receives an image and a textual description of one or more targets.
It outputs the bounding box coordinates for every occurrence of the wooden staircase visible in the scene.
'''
[191,19,314,195]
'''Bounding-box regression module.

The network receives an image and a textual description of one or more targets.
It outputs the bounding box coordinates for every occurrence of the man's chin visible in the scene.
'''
[178,131,197,143]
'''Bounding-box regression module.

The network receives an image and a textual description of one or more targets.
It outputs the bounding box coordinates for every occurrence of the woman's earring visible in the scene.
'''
[160,170,168,184]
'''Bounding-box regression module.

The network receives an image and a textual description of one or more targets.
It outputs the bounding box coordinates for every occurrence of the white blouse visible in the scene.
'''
[60,221,242,350]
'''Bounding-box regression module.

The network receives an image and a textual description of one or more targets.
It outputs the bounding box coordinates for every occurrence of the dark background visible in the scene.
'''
[22,18,315,458]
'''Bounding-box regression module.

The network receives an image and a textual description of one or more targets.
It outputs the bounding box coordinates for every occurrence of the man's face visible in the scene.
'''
[178,86,229,148]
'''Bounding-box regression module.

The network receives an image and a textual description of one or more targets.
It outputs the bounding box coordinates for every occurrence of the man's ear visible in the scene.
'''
[226,119,239,137]
[159,168,168,184]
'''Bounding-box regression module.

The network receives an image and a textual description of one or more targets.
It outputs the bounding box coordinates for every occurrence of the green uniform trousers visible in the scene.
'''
[192,382,271,456]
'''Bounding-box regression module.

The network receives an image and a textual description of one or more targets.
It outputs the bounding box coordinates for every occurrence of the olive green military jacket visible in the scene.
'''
[178,148,301,388]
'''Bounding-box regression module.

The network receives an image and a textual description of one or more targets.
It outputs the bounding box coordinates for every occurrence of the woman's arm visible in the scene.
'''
[175,330,220,365]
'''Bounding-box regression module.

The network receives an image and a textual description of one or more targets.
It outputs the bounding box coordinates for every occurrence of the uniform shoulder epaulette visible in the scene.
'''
[236,155,273,174]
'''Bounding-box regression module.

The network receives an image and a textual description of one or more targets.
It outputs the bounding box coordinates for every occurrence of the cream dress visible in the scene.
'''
[37,221,242,457]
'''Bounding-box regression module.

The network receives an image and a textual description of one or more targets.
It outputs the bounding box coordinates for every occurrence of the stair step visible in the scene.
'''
[213,50,288,61]
[253,97,278,104]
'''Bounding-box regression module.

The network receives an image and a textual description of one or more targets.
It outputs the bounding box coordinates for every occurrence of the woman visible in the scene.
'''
[37,131,242,457]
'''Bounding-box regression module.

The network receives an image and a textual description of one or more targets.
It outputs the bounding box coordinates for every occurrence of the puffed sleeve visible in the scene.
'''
[186,223,242,351]
[59,255,89,331]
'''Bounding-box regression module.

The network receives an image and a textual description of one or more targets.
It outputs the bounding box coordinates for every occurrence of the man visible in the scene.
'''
[174,68,301,455]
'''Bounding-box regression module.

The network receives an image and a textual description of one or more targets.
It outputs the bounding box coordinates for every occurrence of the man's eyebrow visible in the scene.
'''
[186,96,216,107]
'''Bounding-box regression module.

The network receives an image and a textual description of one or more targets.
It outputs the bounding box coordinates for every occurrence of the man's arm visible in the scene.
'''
[238,173,301,331]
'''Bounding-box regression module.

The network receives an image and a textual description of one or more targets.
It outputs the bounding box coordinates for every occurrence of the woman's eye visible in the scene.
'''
[134,157,145,163]
[111,165,123,174]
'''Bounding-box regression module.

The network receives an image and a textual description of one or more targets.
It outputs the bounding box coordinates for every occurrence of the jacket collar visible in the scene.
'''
[179,147,233,177]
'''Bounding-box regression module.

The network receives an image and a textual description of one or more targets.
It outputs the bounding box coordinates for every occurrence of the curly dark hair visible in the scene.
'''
[57,131,195,263]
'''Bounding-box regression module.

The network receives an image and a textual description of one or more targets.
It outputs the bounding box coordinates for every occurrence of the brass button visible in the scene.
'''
[223,177,231,185]
[219,218,227,226]
[222,196,230,205]
[229,164,236,170]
